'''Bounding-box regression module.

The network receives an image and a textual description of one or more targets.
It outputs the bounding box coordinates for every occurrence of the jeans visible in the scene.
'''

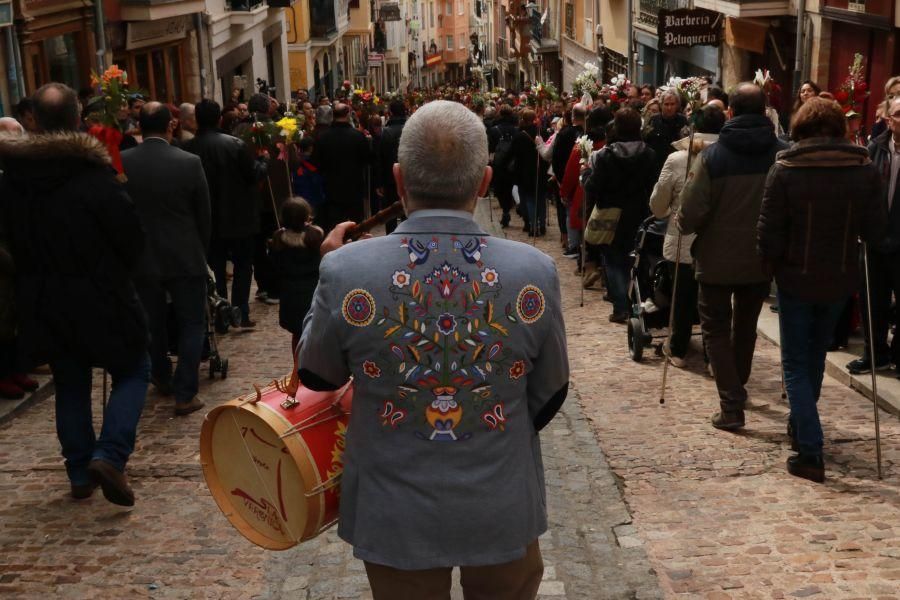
[138,276,207,405]
[698,282,770,410]
[667,261,698,358]
[777,290,844,456]
[519,190,546,229]
[601,246,629,314]
[209,236,254,321]
[51,353,150,485]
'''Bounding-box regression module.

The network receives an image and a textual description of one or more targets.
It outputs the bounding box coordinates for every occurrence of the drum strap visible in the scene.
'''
[230,411,300,543]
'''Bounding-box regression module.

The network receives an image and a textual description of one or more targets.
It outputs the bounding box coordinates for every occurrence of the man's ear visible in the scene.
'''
[477,166,492,198]
[393,163,409,214]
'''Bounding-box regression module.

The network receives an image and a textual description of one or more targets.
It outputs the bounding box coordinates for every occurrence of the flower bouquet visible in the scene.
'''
[666,76,708,113]
[85,65,132,176]
[576,134,594,166]
[752,69,782,110]
[531,82,559,103]
[572,62,601,99]
[834,54,869,117]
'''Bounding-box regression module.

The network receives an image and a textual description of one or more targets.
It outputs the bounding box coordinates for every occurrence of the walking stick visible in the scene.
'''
[861,242,883,479]
[265,176,282,229]
[781,365,787,400]
[580,186,587,308]
[102,369,108,412]
[659,126,696,405]
[532,151,540,246]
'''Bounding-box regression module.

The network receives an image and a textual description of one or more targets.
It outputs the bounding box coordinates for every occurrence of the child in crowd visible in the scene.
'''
[291,137,325,221]
[269,197,323,358]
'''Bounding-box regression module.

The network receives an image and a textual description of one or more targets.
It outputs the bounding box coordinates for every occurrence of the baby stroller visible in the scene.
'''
[205,267,242,378]
[625,217,674,361]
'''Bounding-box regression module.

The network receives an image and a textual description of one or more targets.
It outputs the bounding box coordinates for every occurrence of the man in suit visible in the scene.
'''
[122,102,211,417]
[299,101,570,599]
[312,102,371,230]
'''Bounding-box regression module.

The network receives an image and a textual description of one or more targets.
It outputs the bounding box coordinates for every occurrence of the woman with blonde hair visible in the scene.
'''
[869,75,900,140]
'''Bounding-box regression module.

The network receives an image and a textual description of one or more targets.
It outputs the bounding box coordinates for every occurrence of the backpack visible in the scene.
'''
[492,130,516,175]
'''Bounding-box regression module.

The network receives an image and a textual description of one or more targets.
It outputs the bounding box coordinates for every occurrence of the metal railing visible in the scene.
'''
[227,0,265,11]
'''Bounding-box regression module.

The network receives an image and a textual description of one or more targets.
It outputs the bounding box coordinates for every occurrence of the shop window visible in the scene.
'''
[44,33,81,90]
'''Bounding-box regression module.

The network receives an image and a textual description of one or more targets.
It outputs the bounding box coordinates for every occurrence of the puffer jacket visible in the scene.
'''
[758,138,886,303]
[0,132,148,371]
[678,114,789,285]
[866,130,900,253]
[649,133,718,264]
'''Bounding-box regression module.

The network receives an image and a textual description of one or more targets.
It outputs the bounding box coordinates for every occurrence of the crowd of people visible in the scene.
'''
[0,69,897,509]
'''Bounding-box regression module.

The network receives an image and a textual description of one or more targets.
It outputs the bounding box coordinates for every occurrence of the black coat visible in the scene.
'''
[488,117,519,189]
[313,122,372,223]
[0,132,149,371]
[644,113,688,176]
[511,125,549,195]
[867,130,900,253]
[377,116,406,203]
[122,138,211,280]
[183,129,267,240]
[759,139,886,303]
[551,124,582,182]
[270,228,322,335]
[583,140,656,252]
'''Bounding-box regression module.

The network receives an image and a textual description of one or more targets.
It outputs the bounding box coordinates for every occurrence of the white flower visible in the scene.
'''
[392,270,411,288]
[480,268,499,287]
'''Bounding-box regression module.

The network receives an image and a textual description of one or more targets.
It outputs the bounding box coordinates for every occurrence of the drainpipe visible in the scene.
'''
[793,0,806,96]
[194,12,208,99]
[94,0,107,72]
[626,0,633,79]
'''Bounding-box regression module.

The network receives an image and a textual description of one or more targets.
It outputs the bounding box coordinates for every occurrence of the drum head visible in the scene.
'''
[201,404,310,550]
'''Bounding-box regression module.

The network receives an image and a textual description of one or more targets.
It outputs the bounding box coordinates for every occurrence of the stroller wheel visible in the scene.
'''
[220,359,229,379]
[627,318,645,362]
[209,356,220,379]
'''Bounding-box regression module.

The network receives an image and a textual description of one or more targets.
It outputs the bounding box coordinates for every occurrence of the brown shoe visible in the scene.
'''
[174,396,205,417]
[87,459,134,506]
[711,410,745,431]
[70,481,98,500]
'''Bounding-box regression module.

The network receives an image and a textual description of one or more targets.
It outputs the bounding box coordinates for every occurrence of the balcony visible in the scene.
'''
[637,0,689,30]
[119,0,206,20]
[228,0,265,11]
[310,0,338,38]
[691,0,790,17]
[227,0,269,26]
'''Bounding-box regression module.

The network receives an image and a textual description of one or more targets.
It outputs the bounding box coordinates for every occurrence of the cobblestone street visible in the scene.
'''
[1,199,899,599]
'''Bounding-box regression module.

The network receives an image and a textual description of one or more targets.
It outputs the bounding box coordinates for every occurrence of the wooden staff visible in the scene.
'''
[346,201,405,241]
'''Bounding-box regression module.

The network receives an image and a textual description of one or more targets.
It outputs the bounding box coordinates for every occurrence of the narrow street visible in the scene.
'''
[0,199,898,599]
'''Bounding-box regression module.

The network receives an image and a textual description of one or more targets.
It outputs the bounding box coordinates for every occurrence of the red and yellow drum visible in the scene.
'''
[199,377,352,550]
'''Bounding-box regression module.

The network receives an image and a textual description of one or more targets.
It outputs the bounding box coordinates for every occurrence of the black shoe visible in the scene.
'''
[538,225,546,236]
[608,312,628,324]
[240,319,257,330]
[70,481,98,500]
[563,247,580,258]
[87,459,135,507]
[500,213,510,228]
[711,409,745,431]
[787,453,824,483]
[846,356,891,375]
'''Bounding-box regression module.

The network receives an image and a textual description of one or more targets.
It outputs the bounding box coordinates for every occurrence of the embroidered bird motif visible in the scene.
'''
[400,237,438,269]
[460,237,487,266]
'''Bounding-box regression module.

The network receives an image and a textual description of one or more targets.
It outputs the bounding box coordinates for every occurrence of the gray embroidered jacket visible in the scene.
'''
[299,209,569,569]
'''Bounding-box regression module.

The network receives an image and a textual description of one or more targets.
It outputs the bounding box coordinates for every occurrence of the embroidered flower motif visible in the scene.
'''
[391,270,411,288]
[436,313,458,336]
[363,360,382,378]
[509,360,526,380]
[480,268,499,287]
[516,285,545,324]
[342,289,376,327]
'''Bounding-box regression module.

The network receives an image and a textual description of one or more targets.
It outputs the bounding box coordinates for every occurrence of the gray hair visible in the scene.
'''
[315,105,333,125]
[661,89,681,107]
[397,100,488,209]
[0,117,25,136]
[178,102,195,117]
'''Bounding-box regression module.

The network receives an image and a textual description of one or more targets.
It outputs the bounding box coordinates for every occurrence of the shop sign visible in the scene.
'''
[848,0,866,12]
[127,16,189,51]
[657,8,722,49]
[380,2,401,21]
[368,52,385,65]
[0,1,12,28]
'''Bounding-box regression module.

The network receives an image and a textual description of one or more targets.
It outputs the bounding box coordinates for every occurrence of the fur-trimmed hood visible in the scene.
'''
[0,131,112,191]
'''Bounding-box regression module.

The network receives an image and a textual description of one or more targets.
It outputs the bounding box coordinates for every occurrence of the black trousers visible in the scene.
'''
[253,211,280,297]
[667,261,698,358]
[698,281,770,410]
[860,248,900,362]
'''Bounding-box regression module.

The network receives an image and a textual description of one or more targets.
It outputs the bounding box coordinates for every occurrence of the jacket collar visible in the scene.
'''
[776,138,871,168]
[393,209,487,237]
[0,131,110,167]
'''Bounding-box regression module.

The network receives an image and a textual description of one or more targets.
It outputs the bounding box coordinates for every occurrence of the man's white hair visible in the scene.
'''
[398,100,488,209]
[179,102,195,117]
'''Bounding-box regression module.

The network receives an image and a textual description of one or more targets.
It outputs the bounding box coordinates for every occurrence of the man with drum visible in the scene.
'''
[299,100,570,599]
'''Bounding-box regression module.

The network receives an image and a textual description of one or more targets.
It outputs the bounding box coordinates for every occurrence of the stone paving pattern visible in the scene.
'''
[0,200,659,599]
[489,200,900,599]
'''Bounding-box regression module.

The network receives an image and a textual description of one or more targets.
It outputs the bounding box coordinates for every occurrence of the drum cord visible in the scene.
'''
[229,411,301,543]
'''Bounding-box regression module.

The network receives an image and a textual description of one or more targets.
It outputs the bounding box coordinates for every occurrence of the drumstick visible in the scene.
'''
[346,201,404,241]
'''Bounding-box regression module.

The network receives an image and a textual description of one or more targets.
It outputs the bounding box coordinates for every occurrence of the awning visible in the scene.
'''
[725,16,768,54]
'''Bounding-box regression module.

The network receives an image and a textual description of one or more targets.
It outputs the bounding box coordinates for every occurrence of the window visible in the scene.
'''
[446,35,454,50]
[445,1,451,15]
[457,0,464,14]
[430,2,434,26]
[564,2,574,39]
[460,33,466,50]
[583,0,593,47]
